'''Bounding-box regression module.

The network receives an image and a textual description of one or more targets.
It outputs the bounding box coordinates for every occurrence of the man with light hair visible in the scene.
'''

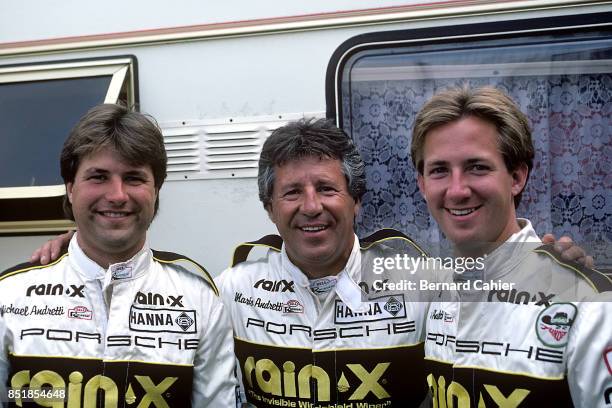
[411,86,612,407]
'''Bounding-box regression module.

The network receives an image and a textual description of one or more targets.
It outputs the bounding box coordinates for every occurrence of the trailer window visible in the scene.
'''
[0,57,137,234]
[327,14,612,266]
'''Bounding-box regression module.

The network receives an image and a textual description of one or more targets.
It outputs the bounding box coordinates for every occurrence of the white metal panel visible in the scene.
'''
[1,0,459,43]
[160,112,324,179]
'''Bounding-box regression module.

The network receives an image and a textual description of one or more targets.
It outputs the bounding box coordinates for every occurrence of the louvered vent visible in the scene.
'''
[203,123,268,173]
[163,126,201,175]
[161,113,323,180]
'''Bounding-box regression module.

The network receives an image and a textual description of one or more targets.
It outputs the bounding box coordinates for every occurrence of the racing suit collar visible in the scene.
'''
[68,233,152,282]
[281,235,368,312]
[480,218,541,281]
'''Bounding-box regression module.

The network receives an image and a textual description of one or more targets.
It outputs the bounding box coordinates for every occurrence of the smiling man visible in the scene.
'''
[217,119,430,407]
[0,104,236,407]
[411,87,612,407]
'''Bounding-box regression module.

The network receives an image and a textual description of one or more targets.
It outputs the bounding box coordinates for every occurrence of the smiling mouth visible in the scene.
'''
[300,225,327,232]
[98,211,131,218]
[446,206,482,216]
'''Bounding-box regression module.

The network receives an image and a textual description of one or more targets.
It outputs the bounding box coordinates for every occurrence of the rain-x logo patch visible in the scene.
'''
[536,303,577,347]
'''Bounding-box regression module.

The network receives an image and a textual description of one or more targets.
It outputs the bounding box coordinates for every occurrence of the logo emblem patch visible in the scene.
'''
[129,305,197,334]
[536,303,577,347]
[334,294,406,324]
[383,297,402,316]
[175,312,195,332]
[68,306,93,320]
[111,264,133,280]
[283,299,304,314]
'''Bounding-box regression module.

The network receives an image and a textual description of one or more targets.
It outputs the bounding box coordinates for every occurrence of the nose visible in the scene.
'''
[301,187,323,216]
[105,177,128,203]
[446,171,471,201]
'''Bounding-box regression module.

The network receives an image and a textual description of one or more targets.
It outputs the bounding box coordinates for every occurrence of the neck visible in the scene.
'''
[300,264,343,280]
[455,218,523,258]
[290,236,355,280]
[76,234,145,269]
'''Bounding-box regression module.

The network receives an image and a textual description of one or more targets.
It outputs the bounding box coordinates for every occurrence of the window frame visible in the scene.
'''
[325,11,612,125]
[0,55,138,234]
[324,11,612,266]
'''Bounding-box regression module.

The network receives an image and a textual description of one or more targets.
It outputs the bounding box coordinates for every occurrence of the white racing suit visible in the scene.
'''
[0,235,237,407]
[425,220,612,407]
[217,230,431,407]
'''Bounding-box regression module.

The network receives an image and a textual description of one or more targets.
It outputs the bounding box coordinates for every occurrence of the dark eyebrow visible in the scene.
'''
[82,167,108,175]
[125,169,150,177]
[425,158,489,167]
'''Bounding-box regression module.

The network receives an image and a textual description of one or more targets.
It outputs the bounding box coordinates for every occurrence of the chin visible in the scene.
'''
[447,231,481,246]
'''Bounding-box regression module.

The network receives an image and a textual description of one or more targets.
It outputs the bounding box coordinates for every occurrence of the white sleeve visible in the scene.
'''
[191,295,238,407]
[566,294,612,407]
[0,311,8,408]
[214,268,247,407]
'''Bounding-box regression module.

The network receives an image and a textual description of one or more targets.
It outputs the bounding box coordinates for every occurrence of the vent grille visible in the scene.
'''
[163,127,201,174]
[204,125,266,172]
[161,113,323,180]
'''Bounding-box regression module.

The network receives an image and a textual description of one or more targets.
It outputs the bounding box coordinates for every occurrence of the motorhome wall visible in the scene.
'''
[1,2,608,275]
[0,25,405,275]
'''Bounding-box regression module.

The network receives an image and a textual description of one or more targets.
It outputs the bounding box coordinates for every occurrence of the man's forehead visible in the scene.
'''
[276,154,340,166]
[78,146,149,172]
[422,120,502,162]
[275,156,343,175]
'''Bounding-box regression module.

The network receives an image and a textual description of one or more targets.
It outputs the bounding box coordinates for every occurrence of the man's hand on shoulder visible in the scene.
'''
[541,234,594,268]
[30,231,74,265]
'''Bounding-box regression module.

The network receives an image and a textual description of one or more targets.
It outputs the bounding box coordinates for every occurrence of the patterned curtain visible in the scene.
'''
[343,75,611,267]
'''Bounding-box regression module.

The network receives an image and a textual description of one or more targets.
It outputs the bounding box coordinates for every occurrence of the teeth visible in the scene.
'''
[101,212,127,218]
[301,226,326,232]
[449,208,476,216]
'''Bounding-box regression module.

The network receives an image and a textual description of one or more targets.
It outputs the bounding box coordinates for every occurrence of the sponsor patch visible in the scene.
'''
[429,309,454,323]
[309,276,337,295]
[536,303,577,347]
[129,305,197,333]
[8,356,194,407]
[283,299,304,314]
[111,264,133,280]
[133,291,184,307]
[26,283,85,298]
[488,289,555,306]
[334,294,406,324]
[604,348,612,376]
[68,305,93,320]
[254,279,295,292]
[175,312,195,332]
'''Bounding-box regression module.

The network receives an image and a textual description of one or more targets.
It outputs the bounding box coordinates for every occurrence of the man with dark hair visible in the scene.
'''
[0,104,237,407]
[217,118,430,407]
[412,87,611,407]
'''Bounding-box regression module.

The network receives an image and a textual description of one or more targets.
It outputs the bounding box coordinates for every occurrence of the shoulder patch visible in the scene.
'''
[152,250,219,296]
[536,303,577,348]
[231,235,283,267]
[534,244,612,293]
[0,250,69,282]
[360,228,428,257]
